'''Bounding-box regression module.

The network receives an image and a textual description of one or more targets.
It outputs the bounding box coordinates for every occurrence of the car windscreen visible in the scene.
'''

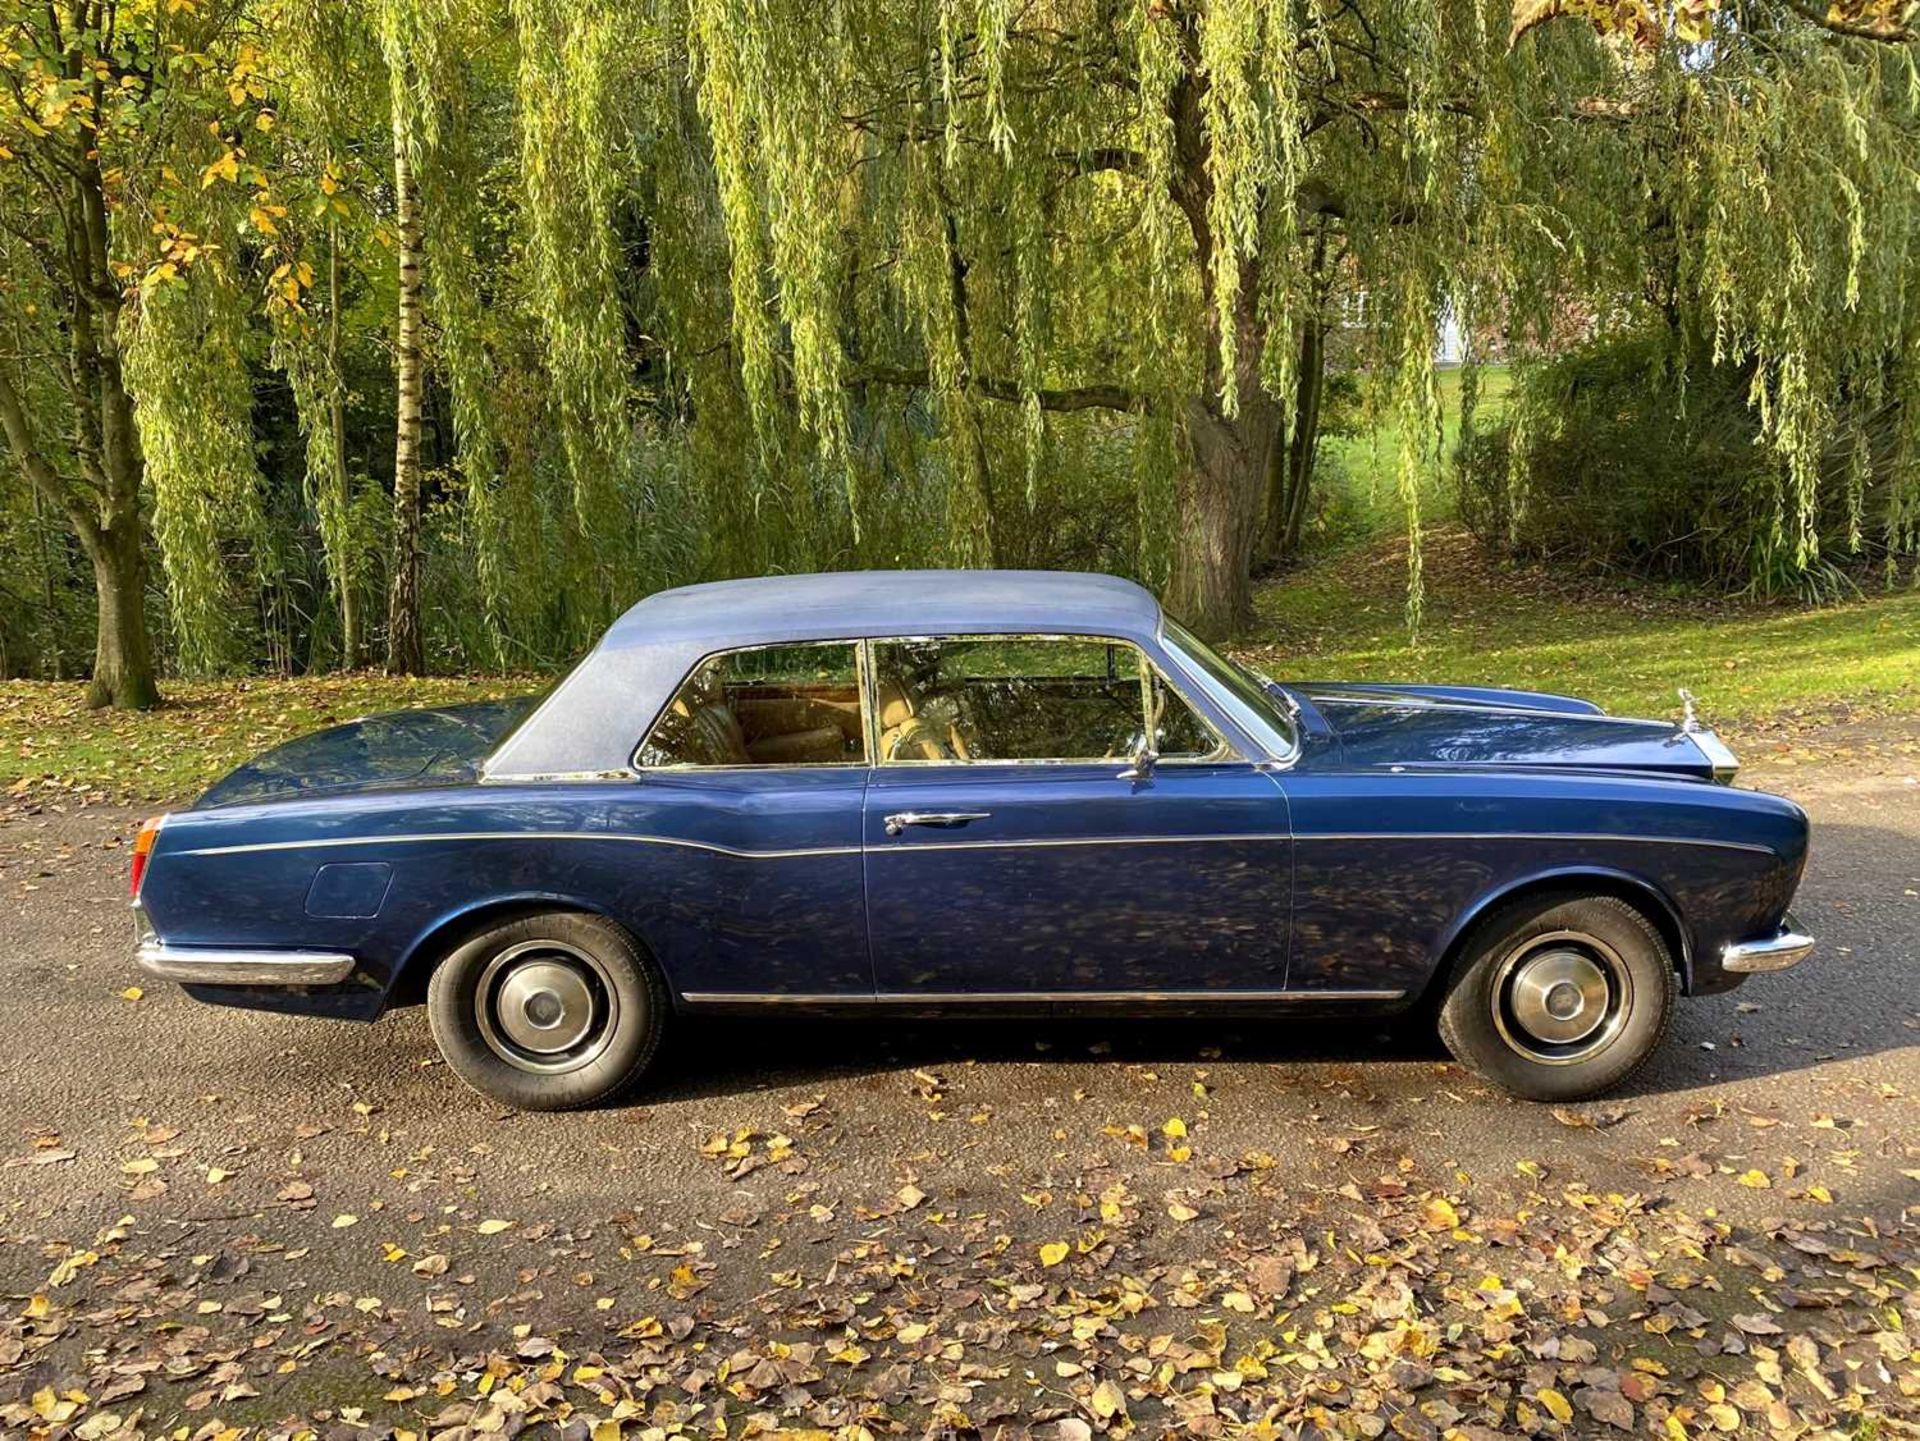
[1160,618,1300,760]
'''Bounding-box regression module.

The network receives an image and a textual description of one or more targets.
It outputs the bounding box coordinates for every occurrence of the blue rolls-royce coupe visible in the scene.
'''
[131,570,1813,1109]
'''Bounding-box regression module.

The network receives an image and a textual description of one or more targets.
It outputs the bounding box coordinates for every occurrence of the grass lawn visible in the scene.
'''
[1243,527,1920,728]
[3,521,1915,803]
[1319,364,1513,535]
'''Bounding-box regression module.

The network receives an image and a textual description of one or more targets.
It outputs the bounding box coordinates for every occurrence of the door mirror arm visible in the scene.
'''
[1117,745,1158,783]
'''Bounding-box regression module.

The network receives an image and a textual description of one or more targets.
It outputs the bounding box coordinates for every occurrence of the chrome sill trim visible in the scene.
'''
[137,941,356,987]
[1721,921,1814,974]
[680,988,1406,1006]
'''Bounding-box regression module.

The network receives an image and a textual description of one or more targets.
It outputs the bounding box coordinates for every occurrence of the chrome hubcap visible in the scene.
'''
[1508,948,1609,1044]
[475,941,616,1074]
[1491,930,1631,1065]
[494,960,596,1053]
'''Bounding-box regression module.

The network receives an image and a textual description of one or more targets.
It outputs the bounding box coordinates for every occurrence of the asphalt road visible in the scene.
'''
[1,730,1915,1435]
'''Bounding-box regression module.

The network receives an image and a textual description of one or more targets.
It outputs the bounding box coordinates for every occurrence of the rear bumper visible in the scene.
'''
[1721,916,1815,974]
[134,900,356,986]
[137,940,356,986]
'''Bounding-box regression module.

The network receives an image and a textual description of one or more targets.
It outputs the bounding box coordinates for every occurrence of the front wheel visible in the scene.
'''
[426,912,666,1110]
[1437,894,1675,1101]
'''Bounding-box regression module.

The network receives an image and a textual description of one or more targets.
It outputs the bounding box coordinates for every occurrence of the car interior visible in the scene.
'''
[634,642,864,768]
[637,638,1218,768]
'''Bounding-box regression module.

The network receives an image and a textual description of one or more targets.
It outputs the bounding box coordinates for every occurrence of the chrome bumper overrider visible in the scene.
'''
[1721,918,1815,974]
[136,939,356,987]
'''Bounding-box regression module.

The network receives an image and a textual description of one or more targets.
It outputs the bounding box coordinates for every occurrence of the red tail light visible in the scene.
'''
[130,815,165,898]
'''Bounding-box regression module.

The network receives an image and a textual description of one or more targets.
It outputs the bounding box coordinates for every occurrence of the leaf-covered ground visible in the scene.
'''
[1,740,1916,1441]
[6,1112,1915,1441]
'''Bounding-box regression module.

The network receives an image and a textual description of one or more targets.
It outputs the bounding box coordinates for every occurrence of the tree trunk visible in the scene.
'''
[82,513,158,710]
[1167,390,1281,637]
[1160,44,1279,640]
[1258,313,1328,568]
[0,337,159,710]
[329,226,359,667]
[0,27,162,707]
[385,93,426,677]
[1281,328,1325,557]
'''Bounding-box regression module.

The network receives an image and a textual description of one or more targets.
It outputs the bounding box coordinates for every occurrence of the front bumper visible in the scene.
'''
[1721,916,1815,974]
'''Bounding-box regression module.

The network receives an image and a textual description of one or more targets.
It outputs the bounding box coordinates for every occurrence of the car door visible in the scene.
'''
[862,634,1293,1000]
[601,639,874,1000]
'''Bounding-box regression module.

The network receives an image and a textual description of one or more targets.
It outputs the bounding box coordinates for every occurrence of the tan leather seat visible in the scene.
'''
[876,677,955,762]
[665,693,752,765]
[746,725,844,764]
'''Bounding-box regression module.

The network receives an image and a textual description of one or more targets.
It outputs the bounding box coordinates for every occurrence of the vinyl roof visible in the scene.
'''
[602,569,1165,649]
[484,570,1173,778]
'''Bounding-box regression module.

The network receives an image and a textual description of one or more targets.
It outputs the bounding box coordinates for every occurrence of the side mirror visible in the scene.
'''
[1118,744,1158,783]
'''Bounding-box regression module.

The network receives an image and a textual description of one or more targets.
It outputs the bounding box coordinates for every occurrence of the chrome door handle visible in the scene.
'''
[884,810,991,837]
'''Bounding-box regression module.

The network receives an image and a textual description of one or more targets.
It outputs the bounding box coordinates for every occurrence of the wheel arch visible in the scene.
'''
[1420,865,1694,1004]
[386,893,637,1008]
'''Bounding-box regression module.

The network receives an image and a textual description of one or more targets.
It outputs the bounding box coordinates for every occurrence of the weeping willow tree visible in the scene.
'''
[661,0,1919,635]
[263,0,676,673]
[6,0,1913,695]
[1498,0,1920,587]
[669,0,1518,634]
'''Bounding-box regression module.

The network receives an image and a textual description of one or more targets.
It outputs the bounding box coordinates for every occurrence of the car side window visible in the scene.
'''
[871,635,1222,764]
[637,643,866,768]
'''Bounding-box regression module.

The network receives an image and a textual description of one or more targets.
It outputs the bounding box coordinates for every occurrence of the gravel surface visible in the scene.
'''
[1,733,1914,1437]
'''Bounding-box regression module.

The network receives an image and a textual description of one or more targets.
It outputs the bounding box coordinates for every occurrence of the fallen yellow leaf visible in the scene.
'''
[1539,1386,1573,1423]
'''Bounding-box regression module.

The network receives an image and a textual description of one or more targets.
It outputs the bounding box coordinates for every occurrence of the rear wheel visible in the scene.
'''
[1437,894,1675,1101]
[426,912,665,1110]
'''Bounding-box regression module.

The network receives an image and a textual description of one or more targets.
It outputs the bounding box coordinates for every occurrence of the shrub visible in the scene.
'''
[1455,332,1914,599]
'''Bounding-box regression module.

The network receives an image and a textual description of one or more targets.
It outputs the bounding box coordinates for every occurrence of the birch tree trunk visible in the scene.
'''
[330,227,360,667]
[385,87,427,676]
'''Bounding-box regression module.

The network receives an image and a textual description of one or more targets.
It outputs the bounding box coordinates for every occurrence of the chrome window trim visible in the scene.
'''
[1157,618,1302,767]
[629,637,874,774]
[864,631,1236,768]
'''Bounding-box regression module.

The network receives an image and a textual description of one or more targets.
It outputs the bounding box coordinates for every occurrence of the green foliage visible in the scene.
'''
[0,0,1917,681]
[1458,333,1917,597]
[125,263,269,674]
